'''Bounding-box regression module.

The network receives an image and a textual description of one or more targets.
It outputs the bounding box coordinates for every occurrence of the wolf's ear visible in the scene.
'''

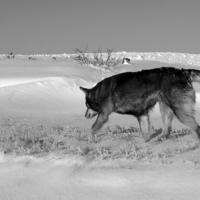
[80,87,89,95]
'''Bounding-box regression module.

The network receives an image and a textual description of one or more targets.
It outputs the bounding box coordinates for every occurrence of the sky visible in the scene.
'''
[0,0,200,54]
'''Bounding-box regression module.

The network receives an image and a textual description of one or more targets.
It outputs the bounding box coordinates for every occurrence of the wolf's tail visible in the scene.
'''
[190,69,200,83]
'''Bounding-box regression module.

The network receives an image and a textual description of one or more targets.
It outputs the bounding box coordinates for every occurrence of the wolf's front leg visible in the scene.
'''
[137,114,152,142]
[90,112,109,143]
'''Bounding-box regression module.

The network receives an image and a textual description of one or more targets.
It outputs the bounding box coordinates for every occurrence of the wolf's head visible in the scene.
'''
[80,87,99,119]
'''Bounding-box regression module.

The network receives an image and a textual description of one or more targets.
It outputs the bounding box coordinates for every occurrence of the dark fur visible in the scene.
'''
[80,67,200,142]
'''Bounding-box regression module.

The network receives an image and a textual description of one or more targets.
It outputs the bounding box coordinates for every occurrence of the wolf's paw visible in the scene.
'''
[89,134,98,143]
[147,128,163,141]
[144,137,151,142]
[156,135,167,142]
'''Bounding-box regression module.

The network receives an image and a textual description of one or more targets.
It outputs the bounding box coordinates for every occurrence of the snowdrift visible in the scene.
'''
[0,54,200,199]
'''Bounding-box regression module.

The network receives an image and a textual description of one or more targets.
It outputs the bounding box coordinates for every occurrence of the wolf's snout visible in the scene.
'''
[85,108,98,119]
[86,113,92,119]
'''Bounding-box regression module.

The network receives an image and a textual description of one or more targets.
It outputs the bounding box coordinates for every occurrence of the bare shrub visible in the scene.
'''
[71,46,121,68]
[71,45,90,65]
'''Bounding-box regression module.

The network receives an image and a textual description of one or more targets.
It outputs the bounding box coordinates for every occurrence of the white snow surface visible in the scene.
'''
[1,53,200,199]
[1,153,200,200]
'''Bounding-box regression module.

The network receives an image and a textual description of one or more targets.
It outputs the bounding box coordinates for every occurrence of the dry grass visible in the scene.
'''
[0,118,199,164]
[71,46,121,68]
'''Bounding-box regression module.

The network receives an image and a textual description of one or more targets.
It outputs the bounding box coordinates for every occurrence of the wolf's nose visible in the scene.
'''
[85,113,90,118]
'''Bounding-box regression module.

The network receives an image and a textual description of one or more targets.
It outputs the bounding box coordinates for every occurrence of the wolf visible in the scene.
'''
[80,67,200,143]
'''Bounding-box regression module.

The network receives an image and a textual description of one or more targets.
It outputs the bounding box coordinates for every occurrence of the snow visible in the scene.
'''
[0,153,200,200]
[1,53,200,199]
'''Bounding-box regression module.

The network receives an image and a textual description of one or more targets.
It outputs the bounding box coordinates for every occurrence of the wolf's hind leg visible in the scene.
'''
[137,114,151,142]
[174,106,200,142]
[91,112,109,142]
[157,102,174,140]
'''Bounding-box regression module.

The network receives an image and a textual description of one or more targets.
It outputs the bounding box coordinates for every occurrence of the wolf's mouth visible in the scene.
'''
[85,108,98,119]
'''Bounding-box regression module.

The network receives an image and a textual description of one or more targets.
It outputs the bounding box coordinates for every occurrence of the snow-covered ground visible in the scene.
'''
[1,53,200,199]
[1,153,200,200]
